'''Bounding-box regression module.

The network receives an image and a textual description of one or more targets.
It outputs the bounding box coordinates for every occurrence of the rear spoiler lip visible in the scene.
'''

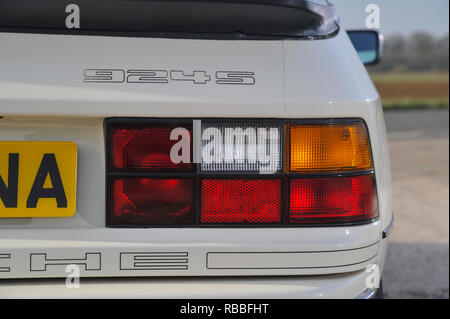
[0,26,341,41]
[0,0,340,40]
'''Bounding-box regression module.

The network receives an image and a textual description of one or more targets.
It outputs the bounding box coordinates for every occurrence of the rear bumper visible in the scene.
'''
[0,236,389,299]
[0,269,375,299]
[0,223,382,279]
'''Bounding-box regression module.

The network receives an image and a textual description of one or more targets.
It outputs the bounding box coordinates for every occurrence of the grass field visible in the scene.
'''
[370,73,449,110]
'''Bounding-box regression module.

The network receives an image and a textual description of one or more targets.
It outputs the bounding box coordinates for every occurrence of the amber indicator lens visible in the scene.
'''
[287,121,373,173]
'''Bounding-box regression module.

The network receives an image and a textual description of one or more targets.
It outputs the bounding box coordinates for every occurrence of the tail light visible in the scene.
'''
[111,125,193,171]
[289,174,377,224]
[201,179,282,224]
[287,122,373,173]
[111,178,194,226]
[106,119,377,227]
[200,124,282,173]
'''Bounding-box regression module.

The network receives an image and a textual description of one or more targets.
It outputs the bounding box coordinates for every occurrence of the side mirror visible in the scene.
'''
[347,30,383,65]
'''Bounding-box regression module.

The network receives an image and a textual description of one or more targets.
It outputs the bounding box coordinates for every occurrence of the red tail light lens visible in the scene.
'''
[110,178,194,226]
[111,126,192,171]
[201,179,282,224]
[289,174,377,224]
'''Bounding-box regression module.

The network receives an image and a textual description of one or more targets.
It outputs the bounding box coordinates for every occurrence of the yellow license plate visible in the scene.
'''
[0,142,77,217]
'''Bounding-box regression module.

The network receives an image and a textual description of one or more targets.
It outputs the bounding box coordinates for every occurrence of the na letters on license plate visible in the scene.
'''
[0,142,77,217]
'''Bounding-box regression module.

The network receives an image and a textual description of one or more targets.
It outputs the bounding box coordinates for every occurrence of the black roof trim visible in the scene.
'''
[0,0,340,40]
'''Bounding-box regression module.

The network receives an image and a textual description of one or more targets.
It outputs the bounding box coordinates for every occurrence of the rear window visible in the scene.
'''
[0,0,339,39]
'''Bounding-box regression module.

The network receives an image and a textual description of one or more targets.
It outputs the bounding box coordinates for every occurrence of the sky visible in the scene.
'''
[331,0,449,37]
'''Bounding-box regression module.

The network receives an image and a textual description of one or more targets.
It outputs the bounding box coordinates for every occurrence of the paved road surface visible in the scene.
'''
[383,109,449,299]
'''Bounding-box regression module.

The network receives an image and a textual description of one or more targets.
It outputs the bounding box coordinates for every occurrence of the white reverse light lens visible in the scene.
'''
[201,124,282,173]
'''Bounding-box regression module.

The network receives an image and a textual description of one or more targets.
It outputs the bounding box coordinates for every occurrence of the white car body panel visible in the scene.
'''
[0,28,392,298]
[0,270,372,299]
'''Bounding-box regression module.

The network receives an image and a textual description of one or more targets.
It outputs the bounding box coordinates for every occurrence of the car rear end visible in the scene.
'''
[0,0,392,299]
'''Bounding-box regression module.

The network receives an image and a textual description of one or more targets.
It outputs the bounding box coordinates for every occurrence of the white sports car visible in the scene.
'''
[0,0,392,299]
